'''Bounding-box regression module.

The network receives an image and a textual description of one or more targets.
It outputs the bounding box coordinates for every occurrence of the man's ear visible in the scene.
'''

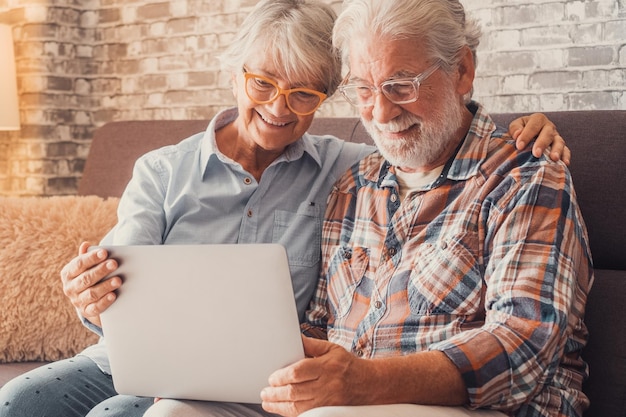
[455,45,475,97]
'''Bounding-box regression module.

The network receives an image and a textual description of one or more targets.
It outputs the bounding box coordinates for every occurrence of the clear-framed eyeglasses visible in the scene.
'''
[338,62,441,108]
[242,69,327,116]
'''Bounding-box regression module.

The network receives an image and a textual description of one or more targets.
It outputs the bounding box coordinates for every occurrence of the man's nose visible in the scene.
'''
[371,92,402,124]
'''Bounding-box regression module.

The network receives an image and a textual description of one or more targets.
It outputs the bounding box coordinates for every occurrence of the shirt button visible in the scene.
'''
[247,210,253,217]
[374,300,383,309]
[440,241,448,250]
[390,194,398,203]
[355,349,364,357]
[388,247,397,256]
[243,177,252,185]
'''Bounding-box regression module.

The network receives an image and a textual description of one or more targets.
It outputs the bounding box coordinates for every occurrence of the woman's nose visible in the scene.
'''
[267,93,292,116]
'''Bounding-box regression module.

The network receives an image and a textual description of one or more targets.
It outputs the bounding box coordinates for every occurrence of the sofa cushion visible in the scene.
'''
[0,196,119,363]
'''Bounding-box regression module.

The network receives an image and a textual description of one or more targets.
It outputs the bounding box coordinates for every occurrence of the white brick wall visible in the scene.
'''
[464,0,626,112]
[0,0,624,196]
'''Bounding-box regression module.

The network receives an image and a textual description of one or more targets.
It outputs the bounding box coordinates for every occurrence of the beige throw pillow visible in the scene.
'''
[0,195,119,363]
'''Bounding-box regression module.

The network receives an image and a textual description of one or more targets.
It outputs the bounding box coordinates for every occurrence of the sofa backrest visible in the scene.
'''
[80,110,626,417]
[78,120,211,198]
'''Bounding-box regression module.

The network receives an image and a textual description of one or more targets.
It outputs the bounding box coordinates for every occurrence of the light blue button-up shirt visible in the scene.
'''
[81,107,373,373]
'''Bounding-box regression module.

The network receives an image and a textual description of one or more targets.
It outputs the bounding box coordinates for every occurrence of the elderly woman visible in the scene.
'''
[0,1,565,417]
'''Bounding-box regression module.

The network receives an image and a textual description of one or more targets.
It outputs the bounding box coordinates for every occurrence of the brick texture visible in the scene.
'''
[465,0,626,112]
[0,0,624,196]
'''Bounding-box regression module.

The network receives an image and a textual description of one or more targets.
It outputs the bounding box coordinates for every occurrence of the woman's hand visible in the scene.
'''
[60,241,121,328]
[509,113,571,165]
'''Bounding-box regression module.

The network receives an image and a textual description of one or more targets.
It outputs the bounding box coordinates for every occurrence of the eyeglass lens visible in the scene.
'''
[341,63,440,107]
[245,75,322,115]
[342,80,419,107]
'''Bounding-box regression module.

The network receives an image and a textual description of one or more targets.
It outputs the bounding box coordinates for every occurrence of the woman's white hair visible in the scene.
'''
[219,0,341,96]
[333,0,482,73]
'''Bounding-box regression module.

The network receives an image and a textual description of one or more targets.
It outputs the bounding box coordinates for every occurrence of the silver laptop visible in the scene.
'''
[97,243,305,404]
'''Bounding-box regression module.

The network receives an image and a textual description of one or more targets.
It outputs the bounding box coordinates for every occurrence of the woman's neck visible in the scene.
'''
[215,122,284,182]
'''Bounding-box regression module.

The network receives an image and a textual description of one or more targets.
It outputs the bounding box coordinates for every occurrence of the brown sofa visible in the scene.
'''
[0,111,624,417]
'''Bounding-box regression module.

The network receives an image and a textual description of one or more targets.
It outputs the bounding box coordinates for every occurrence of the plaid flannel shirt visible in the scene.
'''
[306,102,594,417]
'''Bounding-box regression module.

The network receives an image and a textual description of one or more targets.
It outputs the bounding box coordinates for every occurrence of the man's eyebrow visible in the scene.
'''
[348,70,417,84]
[346,74,366,84]
[392,70,418,78]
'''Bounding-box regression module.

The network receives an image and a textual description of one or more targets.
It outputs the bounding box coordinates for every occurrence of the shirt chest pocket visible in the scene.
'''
[408,232,483,316]
[272,204,321,268]
[326,246,370,319]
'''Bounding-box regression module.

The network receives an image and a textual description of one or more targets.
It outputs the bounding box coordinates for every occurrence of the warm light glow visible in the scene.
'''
[0,24,20,130]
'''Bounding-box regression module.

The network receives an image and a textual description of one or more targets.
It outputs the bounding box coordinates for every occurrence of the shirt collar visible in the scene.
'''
[445,101,498,181]
[200,107,324,174]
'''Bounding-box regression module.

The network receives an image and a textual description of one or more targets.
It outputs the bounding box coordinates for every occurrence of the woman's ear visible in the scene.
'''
[455,45,475,97]
[231,72,238,98]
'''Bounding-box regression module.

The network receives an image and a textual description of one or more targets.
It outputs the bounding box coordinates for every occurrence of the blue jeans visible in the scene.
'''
[0,356,153,417]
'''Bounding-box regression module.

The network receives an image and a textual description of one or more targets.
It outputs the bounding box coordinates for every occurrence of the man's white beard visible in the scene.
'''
[363,89,465,170]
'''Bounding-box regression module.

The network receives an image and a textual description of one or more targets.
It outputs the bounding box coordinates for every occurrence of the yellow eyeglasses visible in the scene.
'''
[243,70,327,116]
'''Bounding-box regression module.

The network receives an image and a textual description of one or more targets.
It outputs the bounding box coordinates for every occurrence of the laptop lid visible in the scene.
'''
[97,243,305,404]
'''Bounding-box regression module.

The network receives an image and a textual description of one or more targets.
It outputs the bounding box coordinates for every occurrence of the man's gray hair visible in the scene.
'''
[333,0,482,73]
[219,0,342,96]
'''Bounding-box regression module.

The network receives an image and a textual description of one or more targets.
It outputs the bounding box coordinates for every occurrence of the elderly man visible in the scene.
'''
[259,1,593,417]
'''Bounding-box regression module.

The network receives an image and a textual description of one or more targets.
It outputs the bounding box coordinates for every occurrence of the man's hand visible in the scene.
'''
[509,113,571,165]
[261,337,469,416]
[261,337,370,417]
[60,241,121,328]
